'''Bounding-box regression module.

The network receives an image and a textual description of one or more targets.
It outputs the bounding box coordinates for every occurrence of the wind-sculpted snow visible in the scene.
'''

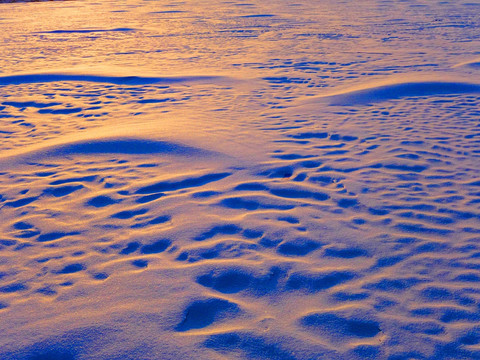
[0,138,219,164]
[0,73,226,86]
[1,0,480,359]
[316,80,480,105]
[453,57,480,69]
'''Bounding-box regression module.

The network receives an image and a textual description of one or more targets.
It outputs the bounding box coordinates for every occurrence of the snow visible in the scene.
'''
[0,0,479,359]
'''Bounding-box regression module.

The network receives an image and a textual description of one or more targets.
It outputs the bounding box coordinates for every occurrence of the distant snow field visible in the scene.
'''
[0,0,479,359]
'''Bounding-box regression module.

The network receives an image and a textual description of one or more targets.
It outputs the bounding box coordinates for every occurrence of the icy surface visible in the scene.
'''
[0,0,480,359]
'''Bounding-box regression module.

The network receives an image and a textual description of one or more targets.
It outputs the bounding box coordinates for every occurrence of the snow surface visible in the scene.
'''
[0,0,480,359]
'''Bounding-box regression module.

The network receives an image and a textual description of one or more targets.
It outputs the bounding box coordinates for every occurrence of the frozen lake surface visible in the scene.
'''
[0,1,480,359]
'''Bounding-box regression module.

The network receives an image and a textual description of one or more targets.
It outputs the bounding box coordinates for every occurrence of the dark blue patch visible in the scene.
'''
[242,14,276,18]
[325,247,368,258]
[120,242,140,255]
[135,193,164,204]
[175,298,240,331]
[410,307,435,317]
[259,237,283,247]
[57,263,85,274]
[242,229,264,239]
[420,286,453,301]
[204,332,296,360]
[176,252,188,261]
[270,187,329,201]
[4,196,38,208]
[25,349,75,360]
[373,254,408,268]
[0,326,116,360]
[43,185,83,197]
[38,108,82,115]
[191,191,221,198]
[137,98,173,104]
[402,322,444,335]
[299,160,322,168]
[0,282,28,293]
[459,330,480,345]
[93,273,109,280]
[131,259,148,268]
[135,173,230,194]
[140,239,171,254]
[272,153,314,160]
[301,312,381,337]
[368,207,389,216]
[36,286,57,296]
[3,101,61,109]
[395,222,452,235]
[35,172,57,177]
[440,308,480,323]
[15,230,41,239]
[234,182,269,191]
[257,166,294,179]
[220,197,294,211]
[197,270,251,294]
[289,132,328,139]
[352,218,366,225]
[454,273,480,282]
[86,195,118,207]
[111,208,148,219]
[309,175,336,184]
[44,28,135,34]
[384,163,427,172]
[286,271,355,292]
[263,76,308,84]
[195,224,242,241]
[50,175,97,186]
[278,216,299,224]
[364,277,422,291]
[13,221,34,230]
[148,215,171,225]
[197,267,284,295]
[293,173,307,181]
[333,291,370,301]
[353,345,381,358]
[337,198,358,208]
[37,232,79,243]
[415,242,448,253]
[0,239,17,246]
[277,238,322,256]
